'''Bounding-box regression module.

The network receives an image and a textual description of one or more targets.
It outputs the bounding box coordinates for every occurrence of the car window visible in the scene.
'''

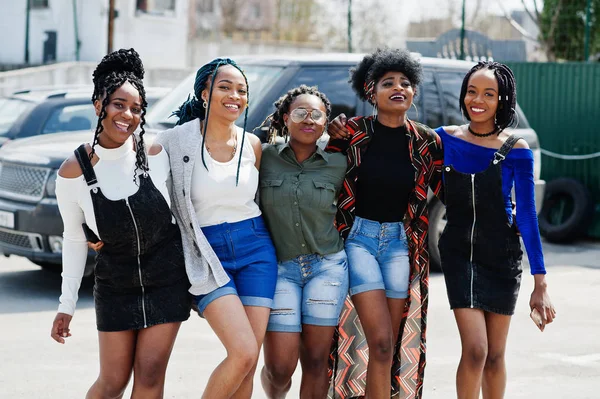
[42,104,96,134]
[288,67,358,119]
[421,71,444,128]
[436,71,464,126]
[0,98,35,136]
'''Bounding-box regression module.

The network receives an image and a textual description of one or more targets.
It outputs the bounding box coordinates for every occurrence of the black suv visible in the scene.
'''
[0,54,544,272]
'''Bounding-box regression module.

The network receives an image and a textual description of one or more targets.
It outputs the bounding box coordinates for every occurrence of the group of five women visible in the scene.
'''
[49,47,555,399]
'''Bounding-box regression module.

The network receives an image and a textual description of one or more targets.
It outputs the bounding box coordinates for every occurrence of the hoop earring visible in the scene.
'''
[372,103,378,119]
[203,101,208,109]
[411,102,419,119]
[512,108,519,129]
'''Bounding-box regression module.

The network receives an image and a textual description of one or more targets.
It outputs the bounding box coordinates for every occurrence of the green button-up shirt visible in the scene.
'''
[259,143,347,262]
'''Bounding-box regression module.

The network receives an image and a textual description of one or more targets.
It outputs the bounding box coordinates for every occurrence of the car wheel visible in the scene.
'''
[428,198,446,273]
[539,178,594,243]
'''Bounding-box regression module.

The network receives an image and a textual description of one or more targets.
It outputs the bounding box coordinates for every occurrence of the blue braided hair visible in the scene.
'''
[173,58,249,186]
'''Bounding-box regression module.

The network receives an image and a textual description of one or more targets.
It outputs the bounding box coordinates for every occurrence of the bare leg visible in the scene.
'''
[261,331,301,399]
[482,312,512,399]
[298,325,338,399]
[231,305,271,399]
[86,330,136,399]
[131,322,182,399]
[202,295,260,399]
[454,308,488,399]
[352,290,394,399]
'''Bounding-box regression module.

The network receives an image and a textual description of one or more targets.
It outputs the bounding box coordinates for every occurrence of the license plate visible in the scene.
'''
[0,210,15,229]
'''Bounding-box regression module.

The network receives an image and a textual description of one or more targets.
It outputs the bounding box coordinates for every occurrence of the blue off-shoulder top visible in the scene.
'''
[435,127,546,275]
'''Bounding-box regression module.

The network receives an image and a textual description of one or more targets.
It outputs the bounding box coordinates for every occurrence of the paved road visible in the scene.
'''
[0,239,599,398]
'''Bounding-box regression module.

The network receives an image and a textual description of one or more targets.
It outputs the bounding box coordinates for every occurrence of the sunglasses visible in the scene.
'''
[289,108,326,125]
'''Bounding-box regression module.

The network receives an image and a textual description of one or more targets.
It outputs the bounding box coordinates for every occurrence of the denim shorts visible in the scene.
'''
[267,249,349,333]
[193,216,278,315]
[345,216,410,299]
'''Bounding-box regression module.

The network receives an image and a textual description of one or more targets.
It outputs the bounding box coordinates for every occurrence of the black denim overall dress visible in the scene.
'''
[438,135,524,315]
[74,145,191,332]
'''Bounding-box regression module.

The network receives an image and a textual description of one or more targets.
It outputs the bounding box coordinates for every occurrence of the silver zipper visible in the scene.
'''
[125,197,147,328]
[469,174,476,308]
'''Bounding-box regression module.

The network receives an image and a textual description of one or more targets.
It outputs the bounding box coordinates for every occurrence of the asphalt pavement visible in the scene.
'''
[0,239,598,398]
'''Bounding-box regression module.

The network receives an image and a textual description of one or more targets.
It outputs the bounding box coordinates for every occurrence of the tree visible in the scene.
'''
[312,0,411,52]
[539,0,599,61]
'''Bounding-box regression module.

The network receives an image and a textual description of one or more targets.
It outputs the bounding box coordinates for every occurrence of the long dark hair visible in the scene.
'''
[459,61,518,131]
[173,58,249,186]
[91,48,148,183]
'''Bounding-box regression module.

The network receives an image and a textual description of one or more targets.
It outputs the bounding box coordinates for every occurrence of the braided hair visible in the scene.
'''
[173,58,249,186]
[350,48,423,104]
[91,48,148,183]
[459,61,518,132]
[262,85,332,144]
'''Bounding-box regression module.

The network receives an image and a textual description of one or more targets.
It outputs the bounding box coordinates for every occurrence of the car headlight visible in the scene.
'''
[45,169,58,197]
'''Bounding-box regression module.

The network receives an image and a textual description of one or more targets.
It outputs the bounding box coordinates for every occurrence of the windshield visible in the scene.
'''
[0,98,34,136]
[145,65,284,129]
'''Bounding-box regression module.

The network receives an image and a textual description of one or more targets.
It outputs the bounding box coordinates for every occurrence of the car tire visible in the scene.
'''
[539,178,594,243]
[428,198,445,273]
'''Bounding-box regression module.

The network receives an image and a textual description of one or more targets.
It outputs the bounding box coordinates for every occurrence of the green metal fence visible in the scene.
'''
[507,62,600,238]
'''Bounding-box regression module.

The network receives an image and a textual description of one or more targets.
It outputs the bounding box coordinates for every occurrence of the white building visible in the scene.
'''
[0,0,192,69]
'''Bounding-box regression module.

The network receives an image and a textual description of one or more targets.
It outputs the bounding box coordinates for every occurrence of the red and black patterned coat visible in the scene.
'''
[326,115,443,399]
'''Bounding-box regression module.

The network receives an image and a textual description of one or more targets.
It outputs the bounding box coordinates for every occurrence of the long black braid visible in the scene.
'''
[91,48,148,184]
[459,61,518,132]
[259,85,332,144]
[173,58,249,186]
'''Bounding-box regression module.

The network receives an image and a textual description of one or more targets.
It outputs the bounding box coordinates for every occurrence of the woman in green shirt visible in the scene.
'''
[258,85,348,398]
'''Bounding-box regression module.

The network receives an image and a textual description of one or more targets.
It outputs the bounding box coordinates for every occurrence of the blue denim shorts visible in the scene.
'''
[345,216,410,299]
[193,216,278,315]
[267,249,349,332]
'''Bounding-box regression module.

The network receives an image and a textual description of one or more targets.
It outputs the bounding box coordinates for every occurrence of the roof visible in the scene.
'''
[231,52,477,70]
[8,85,170,103]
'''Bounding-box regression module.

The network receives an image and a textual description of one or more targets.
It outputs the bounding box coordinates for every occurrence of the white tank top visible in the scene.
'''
[191,128,261,227]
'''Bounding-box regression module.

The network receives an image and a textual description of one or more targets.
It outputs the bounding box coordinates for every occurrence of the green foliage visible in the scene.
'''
[540,0,600,61]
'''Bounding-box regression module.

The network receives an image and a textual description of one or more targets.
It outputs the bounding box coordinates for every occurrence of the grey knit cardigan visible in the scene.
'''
[155,119,230,295]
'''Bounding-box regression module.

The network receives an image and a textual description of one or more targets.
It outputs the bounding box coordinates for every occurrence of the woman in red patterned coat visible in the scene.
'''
[325,48,443,398]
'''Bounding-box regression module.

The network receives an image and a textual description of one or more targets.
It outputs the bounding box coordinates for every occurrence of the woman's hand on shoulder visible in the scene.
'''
[328,113,350,140]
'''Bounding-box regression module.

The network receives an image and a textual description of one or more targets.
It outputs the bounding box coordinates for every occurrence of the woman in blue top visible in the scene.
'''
[435,61,556,399]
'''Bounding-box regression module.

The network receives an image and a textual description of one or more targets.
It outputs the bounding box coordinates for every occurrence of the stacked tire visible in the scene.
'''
[538,178,594,243]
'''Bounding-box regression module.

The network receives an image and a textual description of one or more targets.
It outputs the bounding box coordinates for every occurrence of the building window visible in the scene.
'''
[30,0,49,9]
[136,0,176,16]
[251,4,261,18]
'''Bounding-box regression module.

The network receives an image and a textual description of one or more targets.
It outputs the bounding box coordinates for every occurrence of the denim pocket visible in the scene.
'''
[252,224,272,239]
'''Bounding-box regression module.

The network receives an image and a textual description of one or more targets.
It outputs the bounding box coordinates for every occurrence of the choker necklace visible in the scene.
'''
[468,125,499,137]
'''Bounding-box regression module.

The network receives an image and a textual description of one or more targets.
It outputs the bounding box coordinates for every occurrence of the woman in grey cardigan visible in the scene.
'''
[156,58,278,399]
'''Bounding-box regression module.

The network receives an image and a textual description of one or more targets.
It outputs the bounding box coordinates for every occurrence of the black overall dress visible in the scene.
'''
[438,135,524,315]
[74,145,191,332]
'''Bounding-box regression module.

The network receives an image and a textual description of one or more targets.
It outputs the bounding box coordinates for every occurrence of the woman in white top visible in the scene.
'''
[157,58,278,399]
[50,49,191,398]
